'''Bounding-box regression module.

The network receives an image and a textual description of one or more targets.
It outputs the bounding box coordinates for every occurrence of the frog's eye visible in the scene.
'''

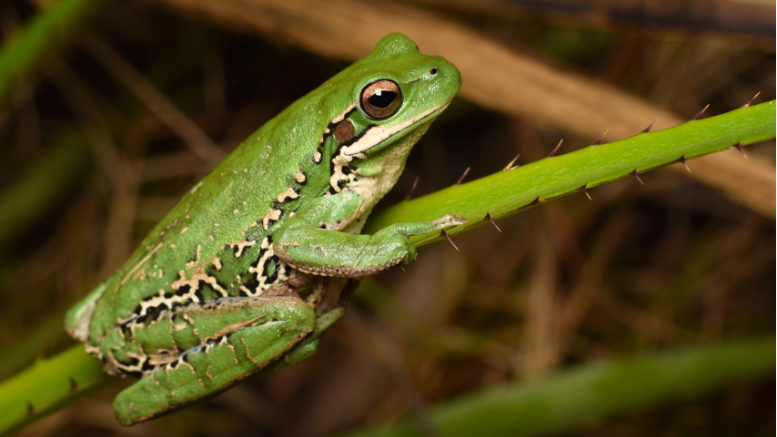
[360,80,402,120]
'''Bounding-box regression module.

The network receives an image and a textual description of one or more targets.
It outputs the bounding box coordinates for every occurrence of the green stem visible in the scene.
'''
[338,337,775,437]
[365,100,776,239]
[0,346,108,436]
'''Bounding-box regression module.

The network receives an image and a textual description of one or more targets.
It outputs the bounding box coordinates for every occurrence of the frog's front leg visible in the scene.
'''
[274,192,466,277]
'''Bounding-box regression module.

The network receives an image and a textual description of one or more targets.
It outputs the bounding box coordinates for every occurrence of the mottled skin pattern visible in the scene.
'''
[65,34,463,425]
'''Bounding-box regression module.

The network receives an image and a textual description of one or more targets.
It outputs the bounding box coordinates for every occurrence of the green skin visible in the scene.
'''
[64,34,464,425]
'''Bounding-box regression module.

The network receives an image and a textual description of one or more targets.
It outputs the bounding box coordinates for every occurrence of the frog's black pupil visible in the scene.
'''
[368,91,396,108]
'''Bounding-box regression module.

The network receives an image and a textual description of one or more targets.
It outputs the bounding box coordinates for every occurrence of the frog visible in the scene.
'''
[64,33,465,425]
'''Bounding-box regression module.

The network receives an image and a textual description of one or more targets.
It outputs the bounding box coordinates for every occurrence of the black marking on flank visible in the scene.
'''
[141,359,155,372]
[241,271,259,295]
[194,287,205,302]
[265,207,285,228]
[277,187,301,204]
[250,247,269,270]
[263,255,281,284]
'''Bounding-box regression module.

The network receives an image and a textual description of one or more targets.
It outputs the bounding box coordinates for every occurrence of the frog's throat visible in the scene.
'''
[340,99,451,157]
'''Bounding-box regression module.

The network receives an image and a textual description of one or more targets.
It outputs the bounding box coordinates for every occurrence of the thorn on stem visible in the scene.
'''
[678,155,691,173]
[732,142,748,159]
[591,130,608,145]
[440,229,459,251]
[742,92,760,108]
[692,104,710,120]
[503,153,520,171]
[548,139,563,157]
[530,196,541,206]
[642,118,658,133]
[70,377,81,393]
[484,213,502,232]
[27,403,37,415]
[581,184,592,200]
[404,176,419,201]
[455,167,470,185]
[631,170,644,185]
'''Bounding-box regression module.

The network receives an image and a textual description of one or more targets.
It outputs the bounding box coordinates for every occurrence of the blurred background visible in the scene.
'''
[0,0,774,436]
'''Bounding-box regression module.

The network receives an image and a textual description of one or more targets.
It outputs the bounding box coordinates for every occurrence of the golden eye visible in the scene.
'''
[360,79,402,120]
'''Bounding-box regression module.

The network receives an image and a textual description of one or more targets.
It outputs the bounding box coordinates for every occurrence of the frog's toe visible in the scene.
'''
[431,214,468,229]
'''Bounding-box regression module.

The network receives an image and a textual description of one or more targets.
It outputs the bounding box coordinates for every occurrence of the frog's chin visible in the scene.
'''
[342,99,452,158]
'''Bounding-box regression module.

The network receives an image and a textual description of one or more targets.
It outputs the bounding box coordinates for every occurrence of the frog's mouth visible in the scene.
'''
[341,99,452,157]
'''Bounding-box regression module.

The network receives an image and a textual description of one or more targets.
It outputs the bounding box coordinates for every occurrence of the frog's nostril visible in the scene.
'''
[429,68,438,76]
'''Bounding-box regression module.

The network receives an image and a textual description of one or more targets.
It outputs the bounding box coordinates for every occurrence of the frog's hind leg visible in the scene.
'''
[113,305,315,425]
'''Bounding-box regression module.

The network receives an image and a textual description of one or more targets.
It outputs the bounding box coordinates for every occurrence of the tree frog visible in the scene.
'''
[64,33,465,425]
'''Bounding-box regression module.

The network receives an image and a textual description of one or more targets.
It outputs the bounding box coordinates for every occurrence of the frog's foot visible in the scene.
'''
[426,214,468,231]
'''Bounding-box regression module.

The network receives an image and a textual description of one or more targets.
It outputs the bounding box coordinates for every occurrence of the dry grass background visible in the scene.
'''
[0,0,774,436]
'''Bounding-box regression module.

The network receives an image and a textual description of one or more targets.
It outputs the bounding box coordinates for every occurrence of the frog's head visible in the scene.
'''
[326,33,460,195]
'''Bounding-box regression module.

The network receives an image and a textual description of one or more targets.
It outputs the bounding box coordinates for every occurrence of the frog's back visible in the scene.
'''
[85,94,342,341]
